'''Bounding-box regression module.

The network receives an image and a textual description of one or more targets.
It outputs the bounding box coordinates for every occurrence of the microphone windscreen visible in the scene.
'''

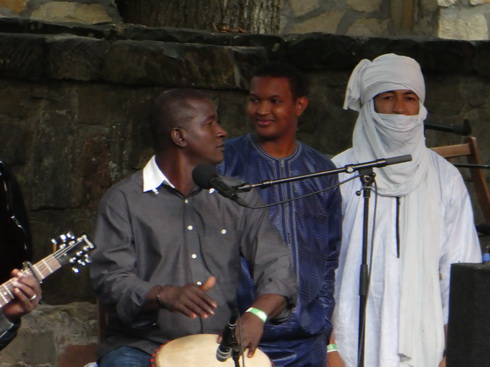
[385,154,412,165]
[192,163,216,189]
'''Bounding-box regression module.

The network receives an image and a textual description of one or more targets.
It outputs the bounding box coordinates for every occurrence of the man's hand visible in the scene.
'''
[236,310,265,358]
[327,350,346,367]
[235,294,288,358]
[157,276,217,319]
[2,269,42,322]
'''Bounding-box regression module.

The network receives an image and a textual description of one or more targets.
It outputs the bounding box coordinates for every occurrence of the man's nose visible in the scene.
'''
[217,125,227,137]
[392,98,405,114]
[257,101,271,115]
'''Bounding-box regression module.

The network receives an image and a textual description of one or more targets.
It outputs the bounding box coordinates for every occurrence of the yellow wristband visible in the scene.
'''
[246,307,268,323]
[327,343,338,353]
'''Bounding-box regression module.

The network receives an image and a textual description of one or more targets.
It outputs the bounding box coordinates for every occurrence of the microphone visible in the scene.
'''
[344,154,412,174]
[379,154,412,166]
[424,119,471,136]
[216,311,239,362]
[192,164,249,207]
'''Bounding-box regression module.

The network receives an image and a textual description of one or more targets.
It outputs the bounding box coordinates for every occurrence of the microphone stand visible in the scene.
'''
[231,333,240,367]
[453,163,490,169]
[234,155,412,192]
[234,155,411,367]
[356,168,375,367]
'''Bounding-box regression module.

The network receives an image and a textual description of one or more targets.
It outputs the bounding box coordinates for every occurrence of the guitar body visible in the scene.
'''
[0,161,32,283]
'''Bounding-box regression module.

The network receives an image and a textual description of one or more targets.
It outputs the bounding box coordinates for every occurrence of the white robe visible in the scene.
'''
[332,148,482,367]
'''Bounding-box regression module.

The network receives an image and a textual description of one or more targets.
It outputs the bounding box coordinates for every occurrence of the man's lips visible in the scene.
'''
[255,118,274,127]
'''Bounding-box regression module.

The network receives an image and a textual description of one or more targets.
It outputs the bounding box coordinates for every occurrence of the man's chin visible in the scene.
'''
[210,155,224,165]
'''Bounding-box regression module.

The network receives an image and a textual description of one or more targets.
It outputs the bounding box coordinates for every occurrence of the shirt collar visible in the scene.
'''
[142,155,175,192]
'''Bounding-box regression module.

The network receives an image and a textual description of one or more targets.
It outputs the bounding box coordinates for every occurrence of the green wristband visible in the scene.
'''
[246,307,268,323]
[327,343,338,353]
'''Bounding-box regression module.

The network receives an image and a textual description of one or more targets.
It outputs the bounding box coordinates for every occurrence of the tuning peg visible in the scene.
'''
[72,267,80,274]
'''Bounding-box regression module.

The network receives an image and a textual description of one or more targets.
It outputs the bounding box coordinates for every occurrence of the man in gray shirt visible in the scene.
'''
[90,88,297,367]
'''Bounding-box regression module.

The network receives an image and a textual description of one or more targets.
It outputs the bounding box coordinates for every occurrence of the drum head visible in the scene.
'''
[154,334,271,366]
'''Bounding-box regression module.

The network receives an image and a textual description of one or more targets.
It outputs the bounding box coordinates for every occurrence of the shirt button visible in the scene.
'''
[187,225,193,230]
[191,253,197,259]
[197,281,202,286]
[221,229,227,234]
[184,199,189,204]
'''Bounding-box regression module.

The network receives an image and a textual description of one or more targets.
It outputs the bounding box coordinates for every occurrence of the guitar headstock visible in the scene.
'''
[51,232,96,273]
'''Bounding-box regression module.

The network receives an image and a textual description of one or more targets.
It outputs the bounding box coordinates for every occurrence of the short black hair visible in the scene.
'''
[252,62,308,99]
[149,88,210,152]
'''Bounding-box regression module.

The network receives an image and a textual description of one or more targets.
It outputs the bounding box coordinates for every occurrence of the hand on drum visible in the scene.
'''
[235,310,265,358]
[157,276,218,319]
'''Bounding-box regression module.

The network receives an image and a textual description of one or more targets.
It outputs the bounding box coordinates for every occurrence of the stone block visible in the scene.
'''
[419,39,476,73]
[290,10,344,34]
[0,121,28,164]
[289,0,320,17]
[470,0,490,4]
[30,2,116,24]
[475,41,490,77]
[0,33,46,79]
[438,12,489,40]
[286,33,361,70]
[0,303,98,367]
[346,18,389,37]
[1,328,57,365]
[424,76,466,115]
[358,37,423,65]
[27,90,111,210]
[347,0,382,13]
[438,0,457,6]
[104,40,267,89]
[420,0,439,11]
[46,35,110,81]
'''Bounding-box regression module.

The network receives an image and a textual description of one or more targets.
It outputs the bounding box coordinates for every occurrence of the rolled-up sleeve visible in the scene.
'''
[239,188,298,312]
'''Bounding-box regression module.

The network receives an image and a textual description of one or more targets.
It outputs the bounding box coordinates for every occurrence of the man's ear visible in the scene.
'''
[295,96,309,117]
[171,127,187,147]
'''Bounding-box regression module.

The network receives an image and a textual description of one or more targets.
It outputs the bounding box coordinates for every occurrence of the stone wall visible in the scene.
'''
[281,0,490,40]
[0,16,489,367]
[1,0,490,40]
[0,303,98,367]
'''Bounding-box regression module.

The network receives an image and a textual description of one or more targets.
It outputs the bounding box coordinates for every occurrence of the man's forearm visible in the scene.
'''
[249,294,288,321]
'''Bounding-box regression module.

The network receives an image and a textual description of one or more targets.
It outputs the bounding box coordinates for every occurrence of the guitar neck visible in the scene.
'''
[0,254,61,308]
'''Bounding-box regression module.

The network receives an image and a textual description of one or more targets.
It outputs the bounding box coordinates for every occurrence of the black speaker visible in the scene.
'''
[447,263,490,367]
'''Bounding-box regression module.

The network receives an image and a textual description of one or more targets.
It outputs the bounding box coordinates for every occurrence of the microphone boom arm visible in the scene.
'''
[234,154,412,192]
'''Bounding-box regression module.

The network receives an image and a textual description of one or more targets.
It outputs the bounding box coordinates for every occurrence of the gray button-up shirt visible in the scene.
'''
[90,156,297,357]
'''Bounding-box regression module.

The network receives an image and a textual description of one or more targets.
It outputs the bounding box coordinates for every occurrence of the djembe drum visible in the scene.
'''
[153,334,272,366]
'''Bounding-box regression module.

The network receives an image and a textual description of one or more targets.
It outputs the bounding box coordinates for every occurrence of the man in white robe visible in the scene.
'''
[329,54,482,367]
